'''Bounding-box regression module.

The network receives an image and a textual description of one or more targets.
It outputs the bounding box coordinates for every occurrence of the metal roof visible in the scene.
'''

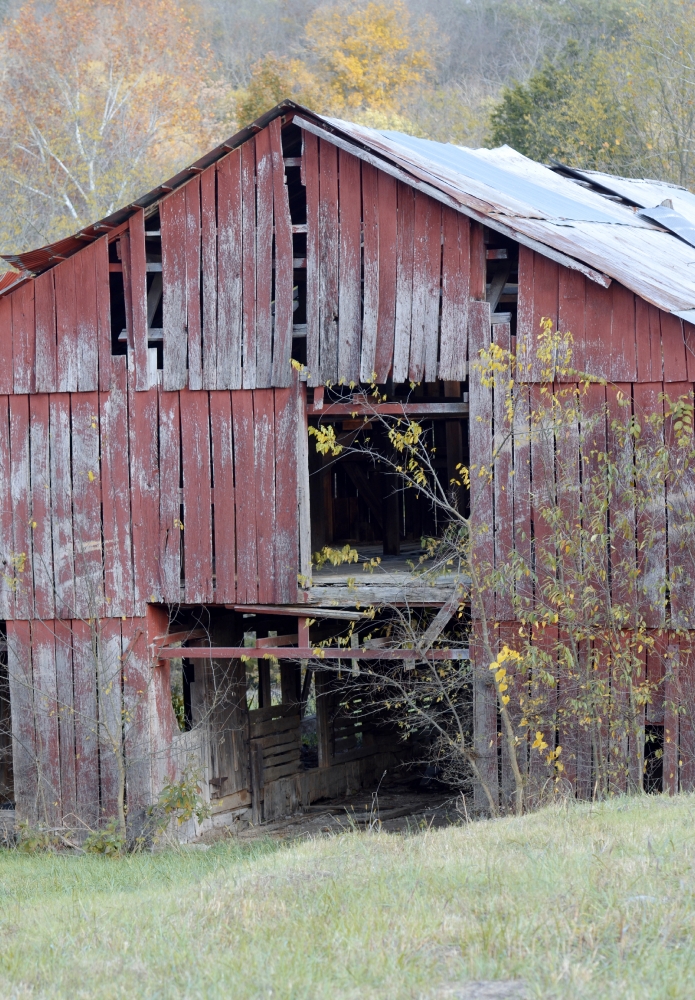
[4,101,695,322]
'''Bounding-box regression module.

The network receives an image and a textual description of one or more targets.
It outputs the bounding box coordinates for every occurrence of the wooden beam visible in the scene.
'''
[156,646,469,661]
[306,401,468,417]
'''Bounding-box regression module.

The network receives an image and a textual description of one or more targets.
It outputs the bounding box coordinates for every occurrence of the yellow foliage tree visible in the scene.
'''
[0,0,221,253]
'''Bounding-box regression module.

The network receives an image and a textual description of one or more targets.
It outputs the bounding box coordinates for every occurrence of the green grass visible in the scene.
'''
[1,795,695,998]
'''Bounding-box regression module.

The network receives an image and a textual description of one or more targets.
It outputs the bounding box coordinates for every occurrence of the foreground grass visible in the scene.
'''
[1,796,695,998]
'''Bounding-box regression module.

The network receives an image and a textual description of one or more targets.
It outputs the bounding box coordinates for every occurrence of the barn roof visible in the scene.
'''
[4,100,695,321]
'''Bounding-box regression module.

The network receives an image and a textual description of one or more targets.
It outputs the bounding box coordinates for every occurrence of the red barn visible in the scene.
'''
[1,102,695,834]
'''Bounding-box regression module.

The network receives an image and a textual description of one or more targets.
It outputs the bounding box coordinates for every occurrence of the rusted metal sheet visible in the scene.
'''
[180,389,213,603]
[161,187,188,391]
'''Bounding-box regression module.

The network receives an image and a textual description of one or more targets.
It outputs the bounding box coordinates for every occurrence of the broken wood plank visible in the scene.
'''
[161,187,188,390]
[269,117,294,387]
[255,129,274,388]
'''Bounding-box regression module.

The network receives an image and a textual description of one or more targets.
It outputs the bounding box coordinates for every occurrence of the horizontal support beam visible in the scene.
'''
[228,605,370,620]
[155,646,469,661]
[307,401,468,417]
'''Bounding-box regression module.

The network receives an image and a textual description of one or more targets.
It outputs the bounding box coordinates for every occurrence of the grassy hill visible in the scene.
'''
[1,795,694,998]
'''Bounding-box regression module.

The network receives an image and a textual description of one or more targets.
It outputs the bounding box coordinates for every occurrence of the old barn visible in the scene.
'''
[1,101,695,835]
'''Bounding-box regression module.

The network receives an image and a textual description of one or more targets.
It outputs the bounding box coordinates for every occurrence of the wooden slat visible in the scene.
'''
[516,245,534,381]
[232,390,258,604]
[664,381,694,628]
[13,280,36,394]
[10,394,32,619]
[274,380,299,604]
[471,620,498,811]
[185,177,203,391]
[0,294,12,394]
[439,208,470,381]
[685,322,695,382]
[634,382,666,627]
[146,604,175,799]
[158,390,182,602]
[210,391,236,602]
[393,182,415,384]
[31,620,61,824]
[249,713,300,740]
[54,257,77,392]
[128,375,159,615]
[161,187,188,390]
[374,171,397,383]
[661,312,686,383]
[583,279,612,378]
[34,270,57,393]
[216,150,243,389]
[609,283,637,382]
[410,192,441,382]
[530,382,556,600]
[304,130,320,386]
[492,322,513,620]
[121,619,152,828]
[241,139,257,389]
[29,394,54,619]
[97,618,123,817]
[513,384,532,607]
[531,253,559,381]
[634,296,652,382]
[0,397,12,619]
[101,357,134,616]
[71,392,103,618]
[76,241,99,393]
[248,701,299,724]
[255,129,274,387]
[606,384,636,618]
[180,389,213,603]
[269,118,294,387]
[649,305,663,381]
[663,641,679,794]
[468,300,493,621]
[54,618,77,823]
[254,389,276,604]
[558,266,585,376]
[263,757,302,783]
[679,640,695,791]
[201,164,218,390]
[71,618,99,827]
[6,620,37,821]
[337,147,362,384]
[360,161,379,383]
[129,209,149,391]
[95,235,112,392]
[318,139,340,384]
[49,394,75,618]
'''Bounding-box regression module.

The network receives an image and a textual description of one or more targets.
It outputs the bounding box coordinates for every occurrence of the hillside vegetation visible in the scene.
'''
[1,795,694,998]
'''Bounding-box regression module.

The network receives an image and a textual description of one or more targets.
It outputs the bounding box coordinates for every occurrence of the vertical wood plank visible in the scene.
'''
[583,279,612,378]
[101,357,134,617]
[210,391,236,602]
[516,245,534,382]
[558,267,585,375]
[241,140,257,389]
[254,389,276,604]
[13,281,36,395]
[185,177,203,391]
[34,270,57,393]
[360,161,379,383]
[663,641,680,794]
[121,618,152,832]
[129,209,149,392]
[216,150,243,389]
[685,321,695,382]
[270,118,294,387]
[71,618,99,827]
[513,384,533,607]
[29,394,54,619]
[318,139,340,384]
[54,258,77,393]
[10,394,32,619]
[49,394,75,618]
[393,182,415,384]
[606,384,637,618]
[634,382,666,628]
[75,241,99,392]
[0,294,12,394]
[201,164,218,390]
[471,620,499,812]
[610,283,637,382]
[161,187,188,391]
[635,297,652,381]
[31,620,61,824]
[422,200,442,384]
[664,381,694,628]
[232,390,258,604]
[70,393,103,618]
[337,148,362,384]
[679,640,695,791]
[180,389,213,603]
[439,209,470,381]
[0,397,12,619]
[374,171,398,383]
[469,299,494,621]
[95,235,112,392]
[304,131,320,387]
[97,617,123,818]
[410,192,440,382]
[661,312,687,382]
[129,377,160,615]
[274,379,299,604]
[6,620,37,822]
[54,618,77,823]
[255,130,274,388]
[649,305,663,381]
[531,254,559,380]
[158,390,182,602]
[492,322,513,620]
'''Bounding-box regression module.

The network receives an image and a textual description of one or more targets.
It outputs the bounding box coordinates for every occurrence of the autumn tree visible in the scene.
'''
[0,0,223,253]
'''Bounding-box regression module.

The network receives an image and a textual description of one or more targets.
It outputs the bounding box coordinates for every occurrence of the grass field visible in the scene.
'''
[1,795,694,999]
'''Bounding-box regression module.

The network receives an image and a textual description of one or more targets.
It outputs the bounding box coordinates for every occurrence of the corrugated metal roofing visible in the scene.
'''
[4,100,695,323]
